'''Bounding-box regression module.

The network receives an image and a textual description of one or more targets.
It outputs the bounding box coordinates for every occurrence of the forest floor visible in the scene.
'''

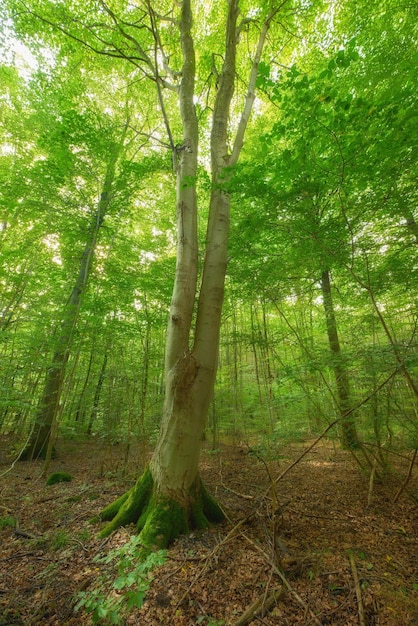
[0,436,417,626]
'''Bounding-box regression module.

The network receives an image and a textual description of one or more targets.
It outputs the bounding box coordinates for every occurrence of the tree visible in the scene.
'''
[94,0,289,548]
[320,269,359,448]
[21,129,127,462]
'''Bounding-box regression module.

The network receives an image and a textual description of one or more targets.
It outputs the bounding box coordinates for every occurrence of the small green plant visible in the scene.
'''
[74,535,166,624]
[50,529,69,550]
[77,529,91,543]
[46,472,72,485]
[0,516,16,530]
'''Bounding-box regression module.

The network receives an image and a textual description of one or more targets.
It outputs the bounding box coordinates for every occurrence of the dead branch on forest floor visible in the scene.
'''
[239,530,323,626]
[231,586,284,626]
[349,552,366,626]
[174,512,256,607]
[394,448,417,503]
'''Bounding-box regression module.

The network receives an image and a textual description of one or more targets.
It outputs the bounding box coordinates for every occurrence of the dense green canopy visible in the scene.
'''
[1,0,417,454]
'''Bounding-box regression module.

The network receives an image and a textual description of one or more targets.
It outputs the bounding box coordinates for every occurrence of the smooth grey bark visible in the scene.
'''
[99,1,277,544]
[150,0,273,500]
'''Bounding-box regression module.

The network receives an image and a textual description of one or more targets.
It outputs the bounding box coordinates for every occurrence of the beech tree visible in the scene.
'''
[94,0,287,548]
[9,0,301,546]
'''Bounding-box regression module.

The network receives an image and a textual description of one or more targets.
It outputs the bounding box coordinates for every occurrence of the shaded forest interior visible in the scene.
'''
[1,438,417,625]
[1,0,418,623]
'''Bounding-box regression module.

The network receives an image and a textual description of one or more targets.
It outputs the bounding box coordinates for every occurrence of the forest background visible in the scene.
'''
[1,0,418,624]
[1,0,417,462]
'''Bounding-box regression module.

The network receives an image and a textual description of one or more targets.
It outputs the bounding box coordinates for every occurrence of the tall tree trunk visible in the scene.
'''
[98,0,274,550]
[86,351,108,436]
[74,342,95,423]
[21,139,123,460]
[321,269,360,449]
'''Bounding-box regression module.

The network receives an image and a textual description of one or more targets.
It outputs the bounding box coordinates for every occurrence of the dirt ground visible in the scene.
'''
[0,437,417,625]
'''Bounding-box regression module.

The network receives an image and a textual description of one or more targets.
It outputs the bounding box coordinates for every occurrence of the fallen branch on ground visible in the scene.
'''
[232,587,284,626]
[349,553,366,626]
[393,448,417,503]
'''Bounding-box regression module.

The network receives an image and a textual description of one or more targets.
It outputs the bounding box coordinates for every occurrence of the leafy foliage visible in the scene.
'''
[74,536,166,624]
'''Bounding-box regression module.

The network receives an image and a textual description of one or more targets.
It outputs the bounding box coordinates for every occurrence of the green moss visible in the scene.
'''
[46,472,72,486]
[99,467,153,538]
[96,467,225,550]
[189,478,225,529]
[0,516,16,530]
[139,495,189,550]
[99,490,132,522]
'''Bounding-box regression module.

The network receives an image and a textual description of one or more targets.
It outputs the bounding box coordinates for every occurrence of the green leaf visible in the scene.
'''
[126,590,146,609]
[113,576,127,590]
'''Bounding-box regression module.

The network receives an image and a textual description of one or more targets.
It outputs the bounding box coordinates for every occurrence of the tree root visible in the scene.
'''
[95,466,225,551]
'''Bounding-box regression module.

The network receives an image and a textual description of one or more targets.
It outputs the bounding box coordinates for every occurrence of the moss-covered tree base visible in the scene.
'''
[96,466,225,550]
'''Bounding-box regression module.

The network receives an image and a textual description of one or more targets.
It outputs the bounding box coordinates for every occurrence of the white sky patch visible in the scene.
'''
[140,250,156,264]
[12,40,37,77]
[42,233,62,265]
[0,143,15,156]
[1,21,57,79]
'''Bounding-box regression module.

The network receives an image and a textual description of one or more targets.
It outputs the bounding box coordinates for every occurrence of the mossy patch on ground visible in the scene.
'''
[46,471,72,485]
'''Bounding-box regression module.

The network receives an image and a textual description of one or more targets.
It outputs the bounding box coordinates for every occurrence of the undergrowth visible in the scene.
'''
[74,535,166,624]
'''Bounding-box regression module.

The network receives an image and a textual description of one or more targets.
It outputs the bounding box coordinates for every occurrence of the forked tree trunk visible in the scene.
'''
[98,0,274,550]
[21,139,124,460]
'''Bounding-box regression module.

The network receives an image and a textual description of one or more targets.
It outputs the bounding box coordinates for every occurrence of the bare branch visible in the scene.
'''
[98,0,155,72]
[145,0,176,151]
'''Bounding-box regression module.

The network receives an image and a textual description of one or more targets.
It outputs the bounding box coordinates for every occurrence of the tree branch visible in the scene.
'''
[230,8,277,166]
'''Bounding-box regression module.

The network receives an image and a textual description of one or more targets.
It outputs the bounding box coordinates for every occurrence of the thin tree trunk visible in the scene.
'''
[251,301,264,406]
[86,351,108,436]
[21,138,124,460]
[321,269,360,449]
[74,342,95,423]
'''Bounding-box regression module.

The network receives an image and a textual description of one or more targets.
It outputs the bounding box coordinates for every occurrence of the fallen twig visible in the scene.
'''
[175,512,255,607]
[232,587,283,626]
[238,531,323,626]
[14,528,36,540]
[221,483,254,500]
[349,553,366,626]
[393,448,417,503]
